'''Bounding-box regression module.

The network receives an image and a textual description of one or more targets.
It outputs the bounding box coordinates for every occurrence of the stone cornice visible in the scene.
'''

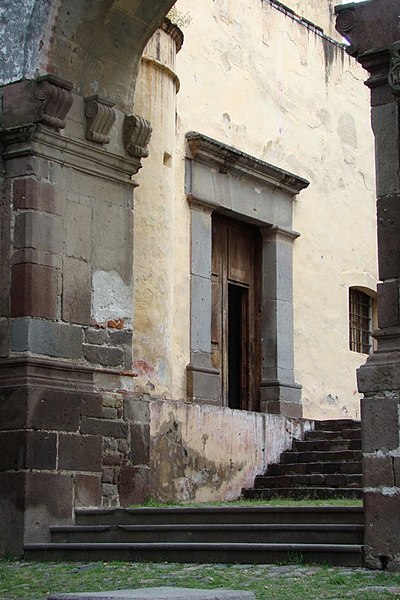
[186,132,309,195]
[0,125,141,185]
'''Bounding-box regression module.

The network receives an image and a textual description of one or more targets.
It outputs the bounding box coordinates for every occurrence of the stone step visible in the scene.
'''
[24,541,363,567]
[75,506,364,526]
[280,450,362,464]
[305,429,361,441]
[293,439,361,452]
[50,523,364,545]
[253,474,362,489]
[242,487,363,500]
[314,420,360,431]
[268,461,361,476]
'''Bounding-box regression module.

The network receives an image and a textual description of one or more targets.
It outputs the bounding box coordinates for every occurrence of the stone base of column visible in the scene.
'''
[260,380,303,418]
[0,357,103,555]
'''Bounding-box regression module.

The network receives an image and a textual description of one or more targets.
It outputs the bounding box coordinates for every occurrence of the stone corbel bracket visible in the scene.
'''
[335,5,357,56]
[84,95,116,144]
[389,41,400,95]
[123,115,152,160]
[35,75,74,129]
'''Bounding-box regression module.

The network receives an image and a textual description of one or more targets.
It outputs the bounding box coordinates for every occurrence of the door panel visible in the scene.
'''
[211,213,261,410]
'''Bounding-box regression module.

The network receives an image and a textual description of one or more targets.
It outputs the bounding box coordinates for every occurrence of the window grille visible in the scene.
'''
[349,288,372,354]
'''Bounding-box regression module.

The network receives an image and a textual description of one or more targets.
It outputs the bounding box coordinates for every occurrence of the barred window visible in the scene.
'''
[349,288,372,354]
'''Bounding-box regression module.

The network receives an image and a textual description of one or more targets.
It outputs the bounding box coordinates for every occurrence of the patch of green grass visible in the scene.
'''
[1,559,400,600]
[131,497,363,508]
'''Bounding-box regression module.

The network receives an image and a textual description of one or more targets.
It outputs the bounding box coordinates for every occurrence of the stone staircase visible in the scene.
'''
[24,504,364,566]
[24,420,364,566]
[242,419,362,500]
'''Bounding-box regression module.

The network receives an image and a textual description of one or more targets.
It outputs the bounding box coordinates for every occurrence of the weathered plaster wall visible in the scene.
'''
[281,0,341,41]
[164,0,376,418]
[149,399,313,502]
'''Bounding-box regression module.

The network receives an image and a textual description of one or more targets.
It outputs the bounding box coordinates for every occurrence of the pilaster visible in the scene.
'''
[0,74,151,554]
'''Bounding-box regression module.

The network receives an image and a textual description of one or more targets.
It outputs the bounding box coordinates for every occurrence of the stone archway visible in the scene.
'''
[0,0,176,555]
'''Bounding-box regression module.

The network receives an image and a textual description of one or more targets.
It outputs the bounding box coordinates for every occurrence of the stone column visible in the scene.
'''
[336,0,400,570]
[132,19,183,397]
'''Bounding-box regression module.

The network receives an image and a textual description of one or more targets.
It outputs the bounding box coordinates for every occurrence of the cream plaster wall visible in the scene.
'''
[282,0,340,41]
[172,0,377,419]
[134,0,377,419]
[149,398,313,502]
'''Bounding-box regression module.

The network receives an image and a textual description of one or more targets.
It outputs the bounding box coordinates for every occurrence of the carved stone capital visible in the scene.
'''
[123,115,152,160]
[84,95,116,144]
[35,75,74,129]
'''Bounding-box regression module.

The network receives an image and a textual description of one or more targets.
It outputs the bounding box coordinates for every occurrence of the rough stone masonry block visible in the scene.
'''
[124,397,150,423]
[66,201,92,261]
[24,472,73,544]
[361,397,400,453]
[27,388,81,431]
[83,344,124,367]
[62,257,91,325]
[363,455,395,488]
[0,319,9,356]
[364,491,400,571]
[47,589,255,599]
[14,211,61,254]
[58,433,102,472]
[0,472,26,555]
[11,318,83,359]
[0,430,57,471]
[372,103,400,199]
[11,263,58,319]
[378,280,400,328]
[81,417,128,439]
[377,195,400,280]
[130,423,150,465]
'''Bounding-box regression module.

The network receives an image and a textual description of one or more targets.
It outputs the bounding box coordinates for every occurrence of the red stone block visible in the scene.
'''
[118,465,150,506]
[11,263,57,319]
[13,177,57,214]
[74,474,102,508]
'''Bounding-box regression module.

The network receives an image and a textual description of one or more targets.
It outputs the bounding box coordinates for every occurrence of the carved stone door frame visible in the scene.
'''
[185,131,309,417]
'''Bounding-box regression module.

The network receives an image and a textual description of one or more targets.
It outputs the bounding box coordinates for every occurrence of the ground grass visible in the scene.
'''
[1,559,400,600]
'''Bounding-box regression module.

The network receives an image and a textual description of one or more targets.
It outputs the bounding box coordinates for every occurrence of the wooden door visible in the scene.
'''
[211,214,261,410]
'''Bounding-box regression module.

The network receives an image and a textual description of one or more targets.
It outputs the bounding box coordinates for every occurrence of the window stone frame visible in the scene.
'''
[185,131,309,417]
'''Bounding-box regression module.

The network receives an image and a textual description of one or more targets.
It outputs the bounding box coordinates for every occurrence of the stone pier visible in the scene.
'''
[336,0,400,571]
